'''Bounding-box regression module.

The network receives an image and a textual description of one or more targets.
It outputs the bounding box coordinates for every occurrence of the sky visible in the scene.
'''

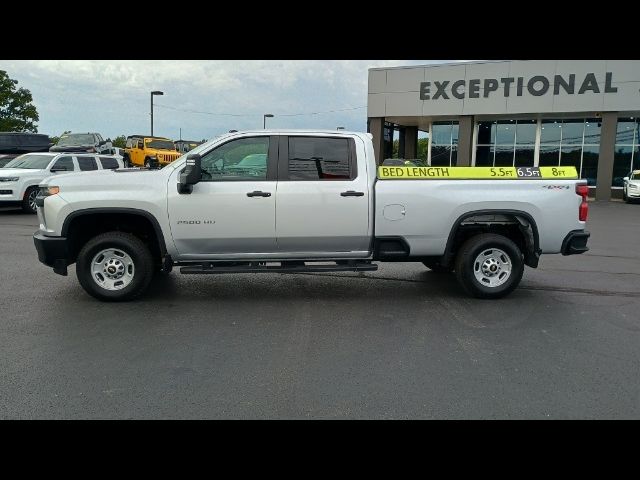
[0,60,463,141]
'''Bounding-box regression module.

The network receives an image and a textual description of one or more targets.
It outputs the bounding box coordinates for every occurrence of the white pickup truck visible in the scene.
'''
[33,130,590,301]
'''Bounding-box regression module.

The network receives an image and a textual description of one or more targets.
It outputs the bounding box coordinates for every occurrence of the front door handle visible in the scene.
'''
[247,191,272,197]
[340,191,364,197]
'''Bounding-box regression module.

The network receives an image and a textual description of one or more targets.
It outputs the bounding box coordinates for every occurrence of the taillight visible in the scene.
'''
[576,184,589,221]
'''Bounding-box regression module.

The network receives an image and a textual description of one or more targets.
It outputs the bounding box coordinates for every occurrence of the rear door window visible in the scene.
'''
[77,156,98,171]
[51,156,75,171]
[287,137,354,180]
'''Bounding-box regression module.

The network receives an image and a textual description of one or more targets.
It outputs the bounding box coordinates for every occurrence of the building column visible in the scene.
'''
[404,126,418,159]
[398,127,406,158]
[368,117,385,165]
[595,112,618,201]
[457,116,474,166]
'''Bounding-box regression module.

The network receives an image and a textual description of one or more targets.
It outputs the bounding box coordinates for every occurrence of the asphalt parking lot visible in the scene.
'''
[0,202,638,419]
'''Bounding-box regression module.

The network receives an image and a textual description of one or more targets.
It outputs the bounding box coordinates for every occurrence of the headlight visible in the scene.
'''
[39,186,60,197]
[630,184,638,189]
[0,177,19,182]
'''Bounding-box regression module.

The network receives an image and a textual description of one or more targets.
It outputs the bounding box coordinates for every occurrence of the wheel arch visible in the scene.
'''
[442,209,541,268]
[61,208,168,264]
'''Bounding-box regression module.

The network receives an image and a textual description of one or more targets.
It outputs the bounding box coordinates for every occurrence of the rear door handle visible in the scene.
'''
[340,191,364,197]
[247,191,271,197]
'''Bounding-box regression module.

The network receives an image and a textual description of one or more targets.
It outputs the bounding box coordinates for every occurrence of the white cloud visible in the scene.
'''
[0,60,466,139]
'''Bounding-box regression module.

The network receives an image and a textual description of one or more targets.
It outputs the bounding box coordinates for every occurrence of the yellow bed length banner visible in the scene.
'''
[377,166,578,180]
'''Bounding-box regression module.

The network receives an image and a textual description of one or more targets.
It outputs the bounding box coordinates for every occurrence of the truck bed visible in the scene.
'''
[375,178,585,256]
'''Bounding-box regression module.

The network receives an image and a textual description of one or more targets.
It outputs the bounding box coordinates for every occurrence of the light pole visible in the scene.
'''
[150,90,164,136]
[263,113,274,129]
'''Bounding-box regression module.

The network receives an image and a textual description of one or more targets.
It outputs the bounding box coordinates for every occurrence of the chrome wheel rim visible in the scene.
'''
[473,248,512,288]
[90,248,135,291]
[28,189,38,211]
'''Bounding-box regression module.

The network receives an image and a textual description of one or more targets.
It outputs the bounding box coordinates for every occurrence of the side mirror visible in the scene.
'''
[178,153,202,194]
[623,177,629,182]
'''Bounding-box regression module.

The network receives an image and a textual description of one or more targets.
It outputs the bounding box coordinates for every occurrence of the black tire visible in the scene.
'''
[21,186,38,214]
[76,231,154,302]
[622,190,627,202]
[422,260,453,273]
[454,233,524,299]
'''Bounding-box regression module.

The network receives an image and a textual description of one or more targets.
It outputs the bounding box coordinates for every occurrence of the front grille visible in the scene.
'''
[159,153,179,163]
[0,190,13,195]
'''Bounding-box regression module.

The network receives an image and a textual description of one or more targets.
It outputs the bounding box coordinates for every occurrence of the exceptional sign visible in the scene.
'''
[377,166,579,180]
[420,72,618,100]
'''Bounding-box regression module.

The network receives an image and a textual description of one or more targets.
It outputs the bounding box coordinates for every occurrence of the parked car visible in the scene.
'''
[123,135,181,168]
[0,132,52,167]
[50,132,114,154]
[1,152,123,213]
[33,130,590,302]
[622,170,640,203]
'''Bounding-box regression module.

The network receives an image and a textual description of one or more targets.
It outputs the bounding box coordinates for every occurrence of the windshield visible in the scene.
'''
[146,139,175,150]
[4,154,53,169]
[57,134,94,146]
[631,171,640,180]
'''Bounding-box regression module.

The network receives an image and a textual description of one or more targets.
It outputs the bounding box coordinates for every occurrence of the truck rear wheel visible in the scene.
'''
[76,232,154,302]
[454,233,524,299]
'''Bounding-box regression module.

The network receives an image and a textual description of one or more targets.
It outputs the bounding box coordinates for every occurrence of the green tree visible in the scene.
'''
[50,130,71,145]
[112,135,127,148]
[0,70,39,132]
[417,138,429,162]
[391,137,429,164]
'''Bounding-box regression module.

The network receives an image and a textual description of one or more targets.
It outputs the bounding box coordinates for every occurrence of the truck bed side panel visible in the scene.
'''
[374,179,585,256]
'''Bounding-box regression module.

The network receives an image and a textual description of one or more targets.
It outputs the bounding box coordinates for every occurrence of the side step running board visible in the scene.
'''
[180,261,378,275]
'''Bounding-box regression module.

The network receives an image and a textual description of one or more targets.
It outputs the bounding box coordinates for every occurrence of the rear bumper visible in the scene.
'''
[561,230,590,256]
[33,231,69,275]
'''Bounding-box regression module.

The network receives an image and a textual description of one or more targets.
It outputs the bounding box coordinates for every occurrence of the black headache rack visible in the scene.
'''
[180,260,378,274]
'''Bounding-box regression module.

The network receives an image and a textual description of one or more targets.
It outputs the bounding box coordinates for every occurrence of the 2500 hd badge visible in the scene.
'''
[176,220,215,225]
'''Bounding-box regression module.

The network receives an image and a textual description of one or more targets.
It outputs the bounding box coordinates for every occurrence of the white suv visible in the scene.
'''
[622,170,640,203]
[0,152,123,213]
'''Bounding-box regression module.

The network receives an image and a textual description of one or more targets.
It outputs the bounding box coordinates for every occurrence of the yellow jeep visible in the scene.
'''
[123,135,181,168]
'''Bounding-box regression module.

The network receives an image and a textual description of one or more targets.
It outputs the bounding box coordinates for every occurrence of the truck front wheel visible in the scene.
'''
[454,233,524,299]
[76,232,154,302]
